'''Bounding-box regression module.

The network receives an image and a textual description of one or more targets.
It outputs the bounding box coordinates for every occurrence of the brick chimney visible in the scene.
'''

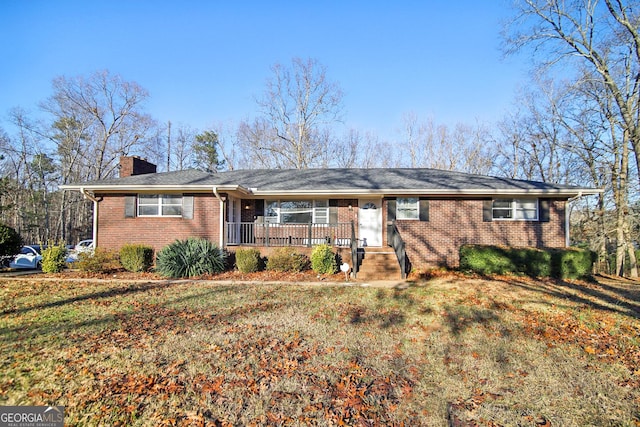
[119,156,157,178]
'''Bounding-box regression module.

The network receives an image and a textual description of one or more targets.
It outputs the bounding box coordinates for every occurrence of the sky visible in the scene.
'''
[0,1,529,141]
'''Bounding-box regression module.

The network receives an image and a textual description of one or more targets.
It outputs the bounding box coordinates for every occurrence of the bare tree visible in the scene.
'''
[397,113,493,173]
[238,58,344,169]
[42,70,155,180]
[506,0,640,187]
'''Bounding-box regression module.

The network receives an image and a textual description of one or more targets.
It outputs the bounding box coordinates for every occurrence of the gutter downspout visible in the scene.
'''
[212,187,225,247]
[80,188,102,248]
[566,192,583,247]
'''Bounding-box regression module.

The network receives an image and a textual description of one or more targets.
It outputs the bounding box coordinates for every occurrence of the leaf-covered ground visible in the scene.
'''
[0,272,638,426]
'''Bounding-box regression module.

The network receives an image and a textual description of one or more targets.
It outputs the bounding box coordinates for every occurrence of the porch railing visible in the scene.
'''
[226,222,354,247]
[387,220,408,279]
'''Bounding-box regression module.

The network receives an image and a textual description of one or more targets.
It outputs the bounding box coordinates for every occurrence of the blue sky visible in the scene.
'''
[1,1,528,140]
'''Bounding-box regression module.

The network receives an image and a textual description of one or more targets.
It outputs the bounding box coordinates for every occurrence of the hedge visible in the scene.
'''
[459,245,594,279]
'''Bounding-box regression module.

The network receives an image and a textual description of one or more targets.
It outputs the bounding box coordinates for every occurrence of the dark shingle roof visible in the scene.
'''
[64,168,598,196]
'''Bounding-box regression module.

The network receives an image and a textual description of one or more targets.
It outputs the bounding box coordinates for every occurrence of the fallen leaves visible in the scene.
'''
[1,275,639,425]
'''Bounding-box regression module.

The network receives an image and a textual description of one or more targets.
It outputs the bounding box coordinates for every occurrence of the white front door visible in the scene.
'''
[358,198,382,247]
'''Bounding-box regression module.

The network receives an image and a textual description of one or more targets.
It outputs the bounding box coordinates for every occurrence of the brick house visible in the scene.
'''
[62,156,600,279]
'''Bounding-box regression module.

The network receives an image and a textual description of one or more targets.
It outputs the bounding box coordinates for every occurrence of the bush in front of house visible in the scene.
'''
[235,248,262,273]
[459,245,517,276]
[549,247,596,280]
[266,247,308,272]
[459,244,594,279]
[310,243,337,274]
[41,242,68,273]
[119,243,154,272]
[0,223,21,261]
[76,248,121,273]
[156,237,226,278]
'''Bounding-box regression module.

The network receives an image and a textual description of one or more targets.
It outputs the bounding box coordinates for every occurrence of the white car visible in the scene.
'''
[10,245,44,269]
[66,239,94,262]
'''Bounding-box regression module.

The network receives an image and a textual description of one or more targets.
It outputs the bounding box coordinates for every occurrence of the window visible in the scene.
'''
[492,199,538,220]
[396,197,419,220]
[138,194,183,217]
[265,200,329,224]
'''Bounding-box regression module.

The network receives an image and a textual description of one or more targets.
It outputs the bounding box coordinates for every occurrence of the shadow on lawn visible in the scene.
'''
[367,283,505,336]
[505,275,640,320]
[0,280,178,316]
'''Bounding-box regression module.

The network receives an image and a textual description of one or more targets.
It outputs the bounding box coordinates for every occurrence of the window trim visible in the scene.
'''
[137,194,183,217]
[492,198,539,221]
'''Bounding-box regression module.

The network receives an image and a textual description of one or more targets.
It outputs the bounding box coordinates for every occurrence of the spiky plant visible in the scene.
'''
[155,237,226,278]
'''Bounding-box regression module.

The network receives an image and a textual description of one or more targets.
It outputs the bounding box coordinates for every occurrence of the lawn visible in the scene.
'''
[0,273,639,426]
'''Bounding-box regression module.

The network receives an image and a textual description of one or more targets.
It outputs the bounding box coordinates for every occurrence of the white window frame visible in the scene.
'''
[396,197,419,220]
[492,198,539,221]
[137,194,183,217]
[264,199,329,224]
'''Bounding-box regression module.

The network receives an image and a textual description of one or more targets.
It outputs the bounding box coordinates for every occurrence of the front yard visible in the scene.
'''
[0,273,638,426]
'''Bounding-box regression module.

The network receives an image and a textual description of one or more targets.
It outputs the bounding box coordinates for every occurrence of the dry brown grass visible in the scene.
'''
[0,273,638,426]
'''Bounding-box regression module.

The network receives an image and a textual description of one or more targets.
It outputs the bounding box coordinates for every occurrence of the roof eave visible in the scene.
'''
[61,184,250,195]
[60,185,602,198]
[249,188,603,198]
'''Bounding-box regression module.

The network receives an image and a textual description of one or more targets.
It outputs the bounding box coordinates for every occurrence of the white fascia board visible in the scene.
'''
[248,188,603,198]
[61,184,251,195]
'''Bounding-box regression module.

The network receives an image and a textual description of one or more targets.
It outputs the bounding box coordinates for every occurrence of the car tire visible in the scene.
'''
[36,261,42,270]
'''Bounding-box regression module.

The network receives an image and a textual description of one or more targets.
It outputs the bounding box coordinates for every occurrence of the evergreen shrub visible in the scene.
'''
[0,223,21,260]
[310,244,337,274]
[459,244,594,279]
[235,248,262,273]
[76,248,121,273]
[119,243,154,272]
[266,247,308,272]
[41,242,68,273]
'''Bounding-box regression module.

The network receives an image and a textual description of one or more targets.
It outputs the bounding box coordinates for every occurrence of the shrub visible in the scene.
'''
[310,244,337,274]
[235,248,262,273]
[550,248,596,280]
[266,247,308,272]
[459,244,594,279]
[0,223,21,259]
[76,248,120,273]
[41,242,68,273]
[119,244,154,272]
[459,245,515,276]
[156,237,226,278]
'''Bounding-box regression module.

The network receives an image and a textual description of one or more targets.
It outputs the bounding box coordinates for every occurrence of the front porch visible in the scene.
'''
[225,222,355,247]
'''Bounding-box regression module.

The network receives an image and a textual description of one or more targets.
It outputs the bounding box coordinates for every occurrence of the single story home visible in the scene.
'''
[62,156,601,279]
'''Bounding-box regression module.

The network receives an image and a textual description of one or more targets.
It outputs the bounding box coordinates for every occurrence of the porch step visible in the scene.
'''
[356,248,402,281]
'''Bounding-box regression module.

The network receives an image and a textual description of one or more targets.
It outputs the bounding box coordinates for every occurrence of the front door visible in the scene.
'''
[358,198,382,247]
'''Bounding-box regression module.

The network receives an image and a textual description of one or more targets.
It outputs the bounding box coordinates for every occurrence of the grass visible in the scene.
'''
[0,273,639,426]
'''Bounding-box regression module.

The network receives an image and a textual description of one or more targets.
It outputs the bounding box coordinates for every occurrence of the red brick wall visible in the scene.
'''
[96,194,566,270]
[387,198,566,269]
[96,193,221,253]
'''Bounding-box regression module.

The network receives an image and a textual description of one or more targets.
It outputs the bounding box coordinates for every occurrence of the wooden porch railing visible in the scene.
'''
[226,222,354,248]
